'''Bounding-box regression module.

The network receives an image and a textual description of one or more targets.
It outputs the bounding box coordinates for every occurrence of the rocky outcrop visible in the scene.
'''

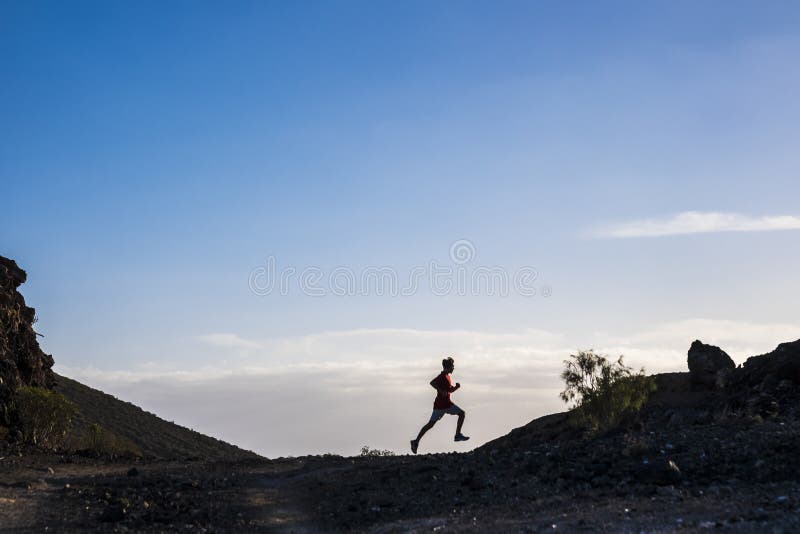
[717,338,800,418]
[0,256,55,425]
[740,339,800,388]
[687,340,735,390]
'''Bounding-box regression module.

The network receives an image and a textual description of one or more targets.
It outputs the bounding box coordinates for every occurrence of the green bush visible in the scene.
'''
[560,350,656,434]
[12,386,77,449]
[359,445,395,457]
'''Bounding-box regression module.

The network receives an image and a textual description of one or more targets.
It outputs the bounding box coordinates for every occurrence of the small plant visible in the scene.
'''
[360,445,395,457]
[12,386,77,449]
[747,414,764,425]
[560,350,656,434]
[72,423,142,459]
[622,441,652,459]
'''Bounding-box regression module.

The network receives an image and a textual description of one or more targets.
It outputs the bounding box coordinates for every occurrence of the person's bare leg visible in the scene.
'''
[415,420,435,442]
[411,420,435,454]
[455,411,465,436]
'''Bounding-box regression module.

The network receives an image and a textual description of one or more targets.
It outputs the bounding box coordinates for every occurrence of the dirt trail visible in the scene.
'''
[0,455,319,532]
[3,449,800,532]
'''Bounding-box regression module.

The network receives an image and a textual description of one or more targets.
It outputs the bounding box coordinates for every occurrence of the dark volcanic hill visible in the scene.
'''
[54,373,259,461]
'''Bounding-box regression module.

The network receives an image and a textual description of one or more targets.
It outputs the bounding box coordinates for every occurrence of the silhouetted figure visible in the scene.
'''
[410,357,469,454]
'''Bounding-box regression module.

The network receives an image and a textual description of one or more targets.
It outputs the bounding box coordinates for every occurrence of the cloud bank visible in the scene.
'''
[592,211,800,238]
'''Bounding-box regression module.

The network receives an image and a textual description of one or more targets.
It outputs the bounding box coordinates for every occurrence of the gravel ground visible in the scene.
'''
[2,414,800,533]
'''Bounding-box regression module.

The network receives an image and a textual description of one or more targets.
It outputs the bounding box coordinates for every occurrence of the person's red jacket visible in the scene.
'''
[431,371,456,409]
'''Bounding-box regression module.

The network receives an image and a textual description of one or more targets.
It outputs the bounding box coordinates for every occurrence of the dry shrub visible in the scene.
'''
[12,386,76,449]
[560,350,656,434]
[68,423,142,459]
[360,445,394,457]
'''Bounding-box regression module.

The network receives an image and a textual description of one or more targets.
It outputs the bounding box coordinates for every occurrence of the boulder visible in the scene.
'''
[687,340,735,390]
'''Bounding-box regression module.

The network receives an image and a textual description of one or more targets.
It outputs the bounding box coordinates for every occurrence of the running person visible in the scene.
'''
[410,357,469,454]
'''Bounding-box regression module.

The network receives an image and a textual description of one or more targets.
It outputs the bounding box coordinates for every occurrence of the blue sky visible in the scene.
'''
[2,1,800,456]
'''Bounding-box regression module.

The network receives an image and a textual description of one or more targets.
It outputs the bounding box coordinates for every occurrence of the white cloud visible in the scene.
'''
[591,211,800,238]
[196,333,262,350]
[61,327,570,385]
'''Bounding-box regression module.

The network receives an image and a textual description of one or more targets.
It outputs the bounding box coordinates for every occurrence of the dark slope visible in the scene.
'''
[55,373,261,461]
[478,372,713,452]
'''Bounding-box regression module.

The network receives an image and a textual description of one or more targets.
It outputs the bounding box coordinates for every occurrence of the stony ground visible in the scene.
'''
[2,412,800,532]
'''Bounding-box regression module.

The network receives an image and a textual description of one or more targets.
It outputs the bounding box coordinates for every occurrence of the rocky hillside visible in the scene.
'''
[484,338,800,452]
[54,373,259,460]
[0,255,257,461]
[0,256,55,426]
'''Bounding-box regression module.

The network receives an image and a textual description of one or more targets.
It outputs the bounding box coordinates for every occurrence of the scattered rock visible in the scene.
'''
[636,459,682,486]
[99,503,125,522]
